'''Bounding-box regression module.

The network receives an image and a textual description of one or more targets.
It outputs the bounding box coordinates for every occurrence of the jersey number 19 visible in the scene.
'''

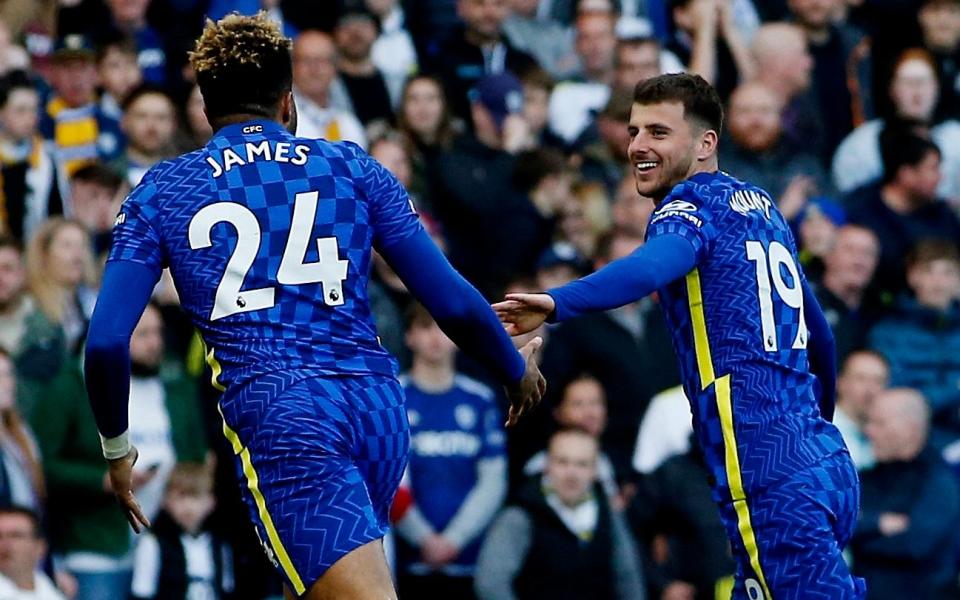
[745,240,808,352]
[188,190,349,320]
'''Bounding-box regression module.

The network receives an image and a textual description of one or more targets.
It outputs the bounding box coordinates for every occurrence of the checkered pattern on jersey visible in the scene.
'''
[220,372,410,587]
[109,120,422,389]
[720,452,866,599]
[647,172,847,500]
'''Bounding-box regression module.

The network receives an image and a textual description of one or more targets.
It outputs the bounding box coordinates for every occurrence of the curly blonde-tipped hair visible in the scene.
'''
[188,12,293,121]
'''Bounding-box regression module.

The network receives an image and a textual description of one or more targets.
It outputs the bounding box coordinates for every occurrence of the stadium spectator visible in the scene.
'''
[131,462,236,600]
[0,70,67,242]
[665,0,755,101]
[0,349,43,513]
[833,350,889,471]
[846,131,960,300]
[100,0,167,85]
[367,0,419,106]
[40,34,123,176]
[812,224,881,361]
[333,6,395,126]
[69,164,125,258]
[291,30,367,147]
[631,386,693,475]
[579,91,633,197]
[629,433,735,600]
[0,237,65,417]
[475,428,646,600]
[95,32,143,121]
[24,218,96,356]
[869,240,960,448]
[518,67,561,149]
[719,80,832,208]
[178,84,213,152]
[750,22,825,162]
[427,0,537,123]
[394,305,507,599]
[110,84,178,187]
[522,375,623,505]
[503,0,579,78]
[610,173,654,239]
[917,0,960,120]
[853,388,960,600]
[539,231,681,477]
[612,36,676,94]
[0,507,65,600]
[547,10,617,147]
[787,0,872,157]
[31,303,208,600]
[832,48,960,201]
[429,72,546,297]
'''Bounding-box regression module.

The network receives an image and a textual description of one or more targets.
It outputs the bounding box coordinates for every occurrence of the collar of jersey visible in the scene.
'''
[214,119,288,139]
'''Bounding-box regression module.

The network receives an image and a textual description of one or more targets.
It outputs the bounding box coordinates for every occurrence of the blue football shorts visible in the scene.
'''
[217,371,409,596]
[719,450,867,599]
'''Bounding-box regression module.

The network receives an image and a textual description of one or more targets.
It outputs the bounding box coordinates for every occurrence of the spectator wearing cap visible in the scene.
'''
[846,130,960,300]
[368,0,419,107]
[539,231,681,478]
[292,30,367,147]
[852,388,960,600]
[579,91,633,198]
[39,34,124,176]
[832,49,960,201]
[787,0,872,159]
[425,0,538,123]
[720,81,833,213]
[0,71,67,242]
[535,243,588,292]
[334,5,395,126]
[430,72,547,298]
[794,196,846,279]
[812,225,881,362]
[503,0,579,79]
[475,428,646,600]
[918,0,960,120]
[869,240,960,447]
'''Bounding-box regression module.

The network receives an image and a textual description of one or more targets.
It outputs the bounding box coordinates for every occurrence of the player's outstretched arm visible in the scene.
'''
[379,229,546,425]
[802,280,837,422]
[493,233,698,335]
[85,260,160,532]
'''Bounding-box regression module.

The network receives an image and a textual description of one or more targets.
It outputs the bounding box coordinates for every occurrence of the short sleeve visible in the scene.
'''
[645,195,717,263]
[108,168,165,276]
[351,144,423,249]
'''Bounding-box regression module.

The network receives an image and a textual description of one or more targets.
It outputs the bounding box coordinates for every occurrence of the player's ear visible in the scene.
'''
[696,128,719,162]
[281,91,298,134]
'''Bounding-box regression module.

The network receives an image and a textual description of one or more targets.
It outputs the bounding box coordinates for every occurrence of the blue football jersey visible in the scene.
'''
[109,120,422,390]
[645,171,846,503]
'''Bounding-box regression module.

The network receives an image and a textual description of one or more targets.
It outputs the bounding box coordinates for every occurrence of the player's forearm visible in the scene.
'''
[547,234,698,322]
[443,457,508,548]
[84,261,160,457]
[379,229,525,383]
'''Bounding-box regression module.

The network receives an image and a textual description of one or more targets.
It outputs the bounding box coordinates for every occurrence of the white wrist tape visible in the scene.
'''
[100,431,131,460]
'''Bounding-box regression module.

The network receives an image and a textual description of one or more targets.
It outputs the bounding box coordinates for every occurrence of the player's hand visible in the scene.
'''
[879,512,909,536]
[421,534,459,568]
[105,446,152,534]
[504,337,547,427]
[493,293,556,336]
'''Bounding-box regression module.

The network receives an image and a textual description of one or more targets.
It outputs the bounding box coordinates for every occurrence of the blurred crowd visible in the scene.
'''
[0,0,954,599]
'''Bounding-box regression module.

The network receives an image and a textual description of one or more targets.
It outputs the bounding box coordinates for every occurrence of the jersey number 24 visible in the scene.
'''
[188,190,349,320]
[745,240,808,352]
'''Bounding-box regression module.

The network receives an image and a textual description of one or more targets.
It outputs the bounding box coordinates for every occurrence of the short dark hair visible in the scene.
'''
[906,238,960,270]
[405,302,435,330]
[879,128,940,184]
[189,13,293,122]
[633,73,723,135]
[120,82,175,113]
[71,163,124,192]
[0,234,22,255]
[0,70,36,108]
[512,148,568,193]
[0,506,41,537]
[95,30,139,64]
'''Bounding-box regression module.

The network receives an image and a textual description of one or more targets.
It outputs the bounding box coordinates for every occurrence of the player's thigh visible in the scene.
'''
[219,374,403,597]
[284,539,396,600]
[722,455,865,600]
